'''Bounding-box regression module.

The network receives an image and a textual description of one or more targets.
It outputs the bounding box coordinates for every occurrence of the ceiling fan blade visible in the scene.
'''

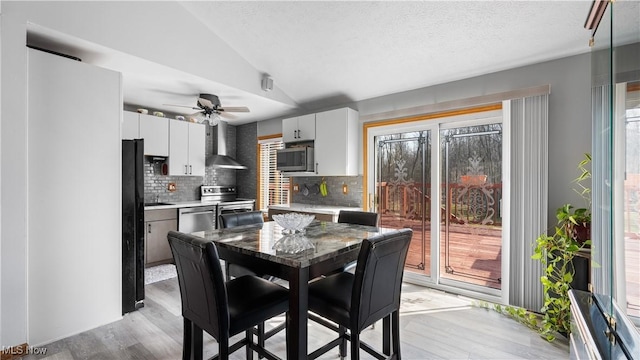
[219,106,250,113]
[197,97,214,109]
[164,103,201,110]
[218,112,237,120]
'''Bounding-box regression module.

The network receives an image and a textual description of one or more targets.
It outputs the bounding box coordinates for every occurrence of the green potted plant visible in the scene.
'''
[563,153,592,246]
[531,153,592,341]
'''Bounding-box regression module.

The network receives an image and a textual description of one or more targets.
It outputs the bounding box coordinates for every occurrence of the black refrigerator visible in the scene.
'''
[122,139,145,314]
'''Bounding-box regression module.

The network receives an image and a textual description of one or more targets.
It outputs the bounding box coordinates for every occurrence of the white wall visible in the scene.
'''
[1,0,259,347]
[28,48,122,346]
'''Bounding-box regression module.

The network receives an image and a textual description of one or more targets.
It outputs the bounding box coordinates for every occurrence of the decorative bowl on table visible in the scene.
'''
[272,213,315,234]
[272,234,315,254]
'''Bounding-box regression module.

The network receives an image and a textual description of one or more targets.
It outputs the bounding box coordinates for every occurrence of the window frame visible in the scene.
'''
[257,134,290,212]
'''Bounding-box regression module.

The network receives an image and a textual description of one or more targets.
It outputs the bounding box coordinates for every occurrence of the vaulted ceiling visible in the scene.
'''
[27,1,640,124]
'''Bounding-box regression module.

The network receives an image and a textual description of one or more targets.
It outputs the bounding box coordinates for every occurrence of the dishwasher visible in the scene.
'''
[178,206,216,233]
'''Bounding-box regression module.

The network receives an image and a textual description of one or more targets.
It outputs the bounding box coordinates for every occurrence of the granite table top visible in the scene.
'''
[190,220,393,269]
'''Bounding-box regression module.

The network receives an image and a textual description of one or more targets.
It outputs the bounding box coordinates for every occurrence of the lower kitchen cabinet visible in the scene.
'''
[144,209,177,267]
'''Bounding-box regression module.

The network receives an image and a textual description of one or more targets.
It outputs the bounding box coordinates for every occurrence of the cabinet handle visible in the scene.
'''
[189,165,192,174]
[184,165,188,175]
[148,223,151,234]
[316,162,319,174]
[294,129,297,139]
[297,129,300,138]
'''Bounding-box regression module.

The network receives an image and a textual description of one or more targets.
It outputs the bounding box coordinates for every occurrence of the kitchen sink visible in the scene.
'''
[144,202,174,207]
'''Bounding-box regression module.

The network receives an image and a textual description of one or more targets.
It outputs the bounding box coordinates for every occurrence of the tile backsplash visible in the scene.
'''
[290,176,363,208]
[143,159,201,203]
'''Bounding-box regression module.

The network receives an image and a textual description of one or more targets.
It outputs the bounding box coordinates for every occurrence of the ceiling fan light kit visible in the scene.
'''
[165,93,250,124]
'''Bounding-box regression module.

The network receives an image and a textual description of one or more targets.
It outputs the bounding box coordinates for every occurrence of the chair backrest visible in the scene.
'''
[337,210,379,227]
[167,230,228,340]
[351,228,412,331]
[219,211,264,229]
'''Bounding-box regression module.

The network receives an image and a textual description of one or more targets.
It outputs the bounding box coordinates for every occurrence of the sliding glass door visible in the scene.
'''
[373,117,503,295]
[440,124,503,290]
[377,132,431,274]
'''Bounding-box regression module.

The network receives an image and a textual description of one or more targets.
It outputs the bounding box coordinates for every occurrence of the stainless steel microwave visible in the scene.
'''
[277,147,314,172]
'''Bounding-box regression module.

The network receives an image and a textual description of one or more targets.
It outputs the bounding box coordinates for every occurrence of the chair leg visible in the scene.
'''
[257,322,265,359]
[350,332,360,360]
[383,315,391,356]
[245,329,254,360]
[184,318,204,360]
[182,318,192,360]
[218,336,229,360]
[338,325,347,359]
[392,310,401,359]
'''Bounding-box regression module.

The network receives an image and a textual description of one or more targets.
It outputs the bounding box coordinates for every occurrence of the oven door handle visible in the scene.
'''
[180,209,215,216]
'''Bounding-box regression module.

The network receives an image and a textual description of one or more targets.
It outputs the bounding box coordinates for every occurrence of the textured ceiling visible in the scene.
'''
[180,0,600,110]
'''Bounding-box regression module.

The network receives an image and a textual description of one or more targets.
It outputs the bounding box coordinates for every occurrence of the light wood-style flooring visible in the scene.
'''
[21,276,569,360]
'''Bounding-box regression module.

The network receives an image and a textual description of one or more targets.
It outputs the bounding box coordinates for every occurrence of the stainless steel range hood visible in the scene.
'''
[207,120,247,169]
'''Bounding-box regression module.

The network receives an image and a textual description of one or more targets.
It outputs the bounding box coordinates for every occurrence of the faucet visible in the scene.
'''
[156,194,160,203]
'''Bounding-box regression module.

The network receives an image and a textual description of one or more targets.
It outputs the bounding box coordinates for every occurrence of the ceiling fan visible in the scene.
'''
[166,93,249,123]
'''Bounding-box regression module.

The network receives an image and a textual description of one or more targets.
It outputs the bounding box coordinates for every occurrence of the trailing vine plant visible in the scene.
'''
[532,153,592,341]
[476,154,593,342]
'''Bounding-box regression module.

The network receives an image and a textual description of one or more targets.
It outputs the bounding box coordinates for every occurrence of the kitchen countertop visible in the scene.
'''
[268,203,361,215]
[144,199,255,211]
[144,201,207,210]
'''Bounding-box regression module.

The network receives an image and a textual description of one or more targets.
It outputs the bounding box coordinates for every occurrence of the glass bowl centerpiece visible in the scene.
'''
[272,212,315,234]
[272,234,315,254]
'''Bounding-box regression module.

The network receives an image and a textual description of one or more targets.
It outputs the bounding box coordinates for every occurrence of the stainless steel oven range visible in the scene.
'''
[201,185,256,229]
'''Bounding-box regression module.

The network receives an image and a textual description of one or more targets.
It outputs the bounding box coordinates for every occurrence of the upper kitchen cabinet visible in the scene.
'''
[122,111,139,139]
[122,111,169,157]
[314,107,359,176]
[283,113,316,143]
[168,120,205,176]
[139,114,169,156]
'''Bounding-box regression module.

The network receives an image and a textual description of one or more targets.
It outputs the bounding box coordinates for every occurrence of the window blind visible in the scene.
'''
[258,138,289,211]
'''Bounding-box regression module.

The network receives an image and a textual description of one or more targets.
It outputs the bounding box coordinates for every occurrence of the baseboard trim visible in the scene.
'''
[1,343,28,360]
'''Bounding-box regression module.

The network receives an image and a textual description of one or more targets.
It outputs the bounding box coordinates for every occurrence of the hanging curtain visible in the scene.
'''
[507,94,549,311]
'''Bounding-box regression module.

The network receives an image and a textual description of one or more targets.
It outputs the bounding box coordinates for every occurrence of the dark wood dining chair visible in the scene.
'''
[307,228,413,360]
[167,231,288,360]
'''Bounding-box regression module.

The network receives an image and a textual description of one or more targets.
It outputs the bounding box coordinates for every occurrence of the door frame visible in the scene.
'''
[364,105,507,302]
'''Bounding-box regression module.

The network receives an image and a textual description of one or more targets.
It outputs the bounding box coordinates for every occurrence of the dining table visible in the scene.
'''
[190,220,395,359]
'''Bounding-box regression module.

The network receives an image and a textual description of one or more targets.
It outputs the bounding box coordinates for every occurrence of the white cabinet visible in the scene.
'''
[122,111,169,156]
[169,120,205,176]
[283,113,316,143]
[122,111,139,139]
[139,114,169,156]
[314,107,359,176]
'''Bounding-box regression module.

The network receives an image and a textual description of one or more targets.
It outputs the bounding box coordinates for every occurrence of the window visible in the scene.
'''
[257,136,289,211]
